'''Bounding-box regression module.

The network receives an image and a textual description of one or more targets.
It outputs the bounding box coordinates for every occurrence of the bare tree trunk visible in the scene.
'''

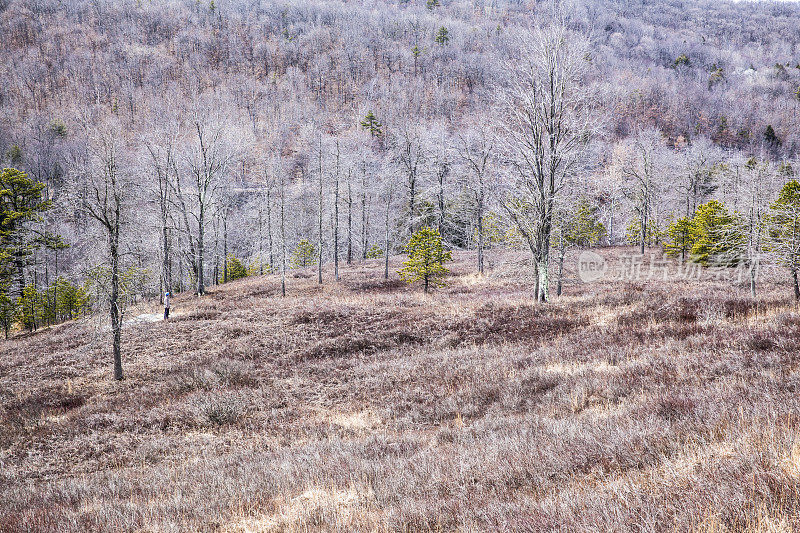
[792,267,800,301]
[266,186,274,271]
[384,186,393,280]
[477,185,484,275]
[223,212,228,283]
[178,234,184,293]
[538,257,549,302]
[334,143,340,282]
[556,243,565,297]
[437,163,446,235]
[361,167,368,260]
[317,138,324,285]
[280,174,286,297]
[258,202,264,275]
[109,225,123,381]
[639,202,647,256]
[212,215,219,286]
[198,202,206,295]
[347,174,353,265]
[639,195,648,255]
[608,196,615,244]
[162,225,171,297]
[408,174,416,237]
[86,136,126,381]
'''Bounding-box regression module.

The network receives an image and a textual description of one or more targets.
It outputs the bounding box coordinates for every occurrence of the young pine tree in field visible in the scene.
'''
[0,250,15,338]
[690,200,741,266]
[366,244,384,259]
[435,27,450,45]
[290,239,317,269]
[566,199,606,247]
[625,216,662,248]
[768,180,800,299]
[55,277,89,321]
[665,216,695,262]
[223,255,248,282]
[399,227,452,293]
[17,284,43,332]
[0,290,15,339]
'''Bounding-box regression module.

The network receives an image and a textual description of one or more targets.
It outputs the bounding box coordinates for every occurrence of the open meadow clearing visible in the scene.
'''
[2,249,800,532]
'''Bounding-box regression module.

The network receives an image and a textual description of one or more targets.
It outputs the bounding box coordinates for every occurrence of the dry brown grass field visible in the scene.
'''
[2,248,800,532]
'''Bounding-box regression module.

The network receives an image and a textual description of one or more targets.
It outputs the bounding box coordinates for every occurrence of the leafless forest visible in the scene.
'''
[2,0,800,530]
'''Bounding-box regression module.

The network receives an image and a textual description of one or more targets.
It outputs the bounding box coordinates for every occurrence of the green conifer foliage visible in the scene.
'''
[398,227,452,293]
[360,111,382,138]
[54,277,89,321]
[224,255,248,282]
[366,244,384,259]
[290,239,317,268]
[768,179,800,299]
[0,168,53,294]
[0,290,16,339]
[565,199,606,247]
[665,216,695,261]
[435,27,450,45]
[17,284,43,331]
[689,200,740,266]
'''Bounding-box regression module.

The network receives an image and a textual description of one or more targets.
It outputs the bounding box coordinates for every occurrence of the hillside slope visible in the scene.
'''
[2,250,800,531]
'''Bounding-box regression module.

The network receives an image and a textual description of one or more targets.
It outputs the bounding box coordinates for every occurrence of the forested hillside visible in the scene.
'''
[2,0,800,332]
[4,2,800,530]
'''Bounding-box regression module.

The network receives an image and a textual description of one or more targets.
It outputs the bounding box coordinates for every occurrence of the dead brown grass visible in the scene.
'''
[1,248,799,532]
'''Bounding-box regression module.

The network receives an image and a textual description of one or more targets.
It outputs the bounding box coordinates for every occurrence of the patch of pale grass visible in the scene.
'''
[327,410,382,431]
[544,360,618,376]
[695,507,795,533]
[223,485,385,533]
[781,440,800,481]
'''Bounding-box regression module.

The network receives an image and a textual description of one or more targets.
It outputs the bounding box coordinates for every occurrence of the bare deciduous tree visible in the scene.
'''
[501,23,600,302]
[176,103,240,295]
[82,125,132,381]
[459,126,494,275]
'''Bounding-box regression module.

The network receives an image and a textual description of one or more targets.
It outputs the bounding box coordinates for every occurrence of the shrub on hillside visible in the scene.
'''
[223,255,248,282]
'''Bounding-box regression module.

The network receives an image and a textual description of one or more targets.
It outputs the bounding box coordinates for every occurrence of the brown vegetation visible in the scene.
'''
[1,249,800,532]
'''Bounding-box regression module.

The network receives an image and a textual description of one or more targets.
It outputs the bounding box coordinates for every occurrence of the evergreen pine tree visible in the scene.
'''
[224,255,248,282]
[290,239,317,268]
[0,168,53,295]
[435,27,450,45]
[360,111,382,138]
[665,216,695,262]
[398,227,452,293]
[565,199,606,247]
[689,200,740,265]
[768,179,800,299]
[0,289,15,339]
[764,125,781,147]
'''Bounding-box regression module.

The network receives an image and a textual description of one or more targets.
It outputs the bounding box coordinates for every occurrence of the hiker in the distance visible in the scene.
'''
[164,291,170,320]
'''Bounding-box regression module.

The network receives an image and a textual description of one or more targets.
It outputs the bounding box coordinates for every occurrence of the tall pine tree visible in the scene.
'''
[0,168,52,296]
